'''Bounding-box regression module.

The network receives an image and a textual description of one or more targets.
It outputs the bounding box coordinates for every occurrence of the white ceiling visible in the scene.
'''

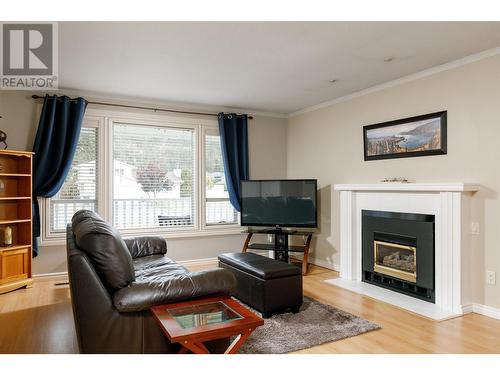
[59,22,500,115]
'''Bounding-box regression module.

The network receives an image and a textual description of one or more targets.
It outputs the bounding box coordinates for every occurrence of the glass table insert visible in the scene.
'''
[167,301,244,329]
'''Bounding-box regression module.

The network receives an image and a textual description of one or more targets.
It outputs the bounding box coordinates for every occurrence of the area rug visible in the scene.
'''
[238,297,380,354]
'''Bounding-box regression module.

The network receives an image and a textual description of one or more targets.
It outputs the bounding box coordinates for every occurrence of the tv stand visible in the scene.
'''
[242,227,314,275]
[260,227,297,235]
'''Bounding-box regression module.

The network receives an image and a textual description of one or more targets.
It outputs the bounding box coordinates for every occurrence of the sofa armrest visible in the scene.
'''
[123,236,167,259]
[112,268,237,312]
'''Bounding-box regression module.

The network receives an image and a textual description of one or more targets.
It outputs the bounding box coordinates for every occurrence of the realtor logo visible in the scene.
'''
[1,22,58,89]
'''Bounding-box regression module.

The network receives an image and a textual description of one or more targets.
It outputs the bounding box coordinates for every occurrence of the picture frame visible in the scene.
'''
[363,111,447,161]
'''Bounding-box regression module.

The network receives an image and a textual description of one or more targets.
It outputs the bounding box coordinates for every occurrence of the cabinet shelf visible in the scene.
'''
[0,219,31,225]
[0,197,31,200]
[0,243,31,252]
[0,173,31,177]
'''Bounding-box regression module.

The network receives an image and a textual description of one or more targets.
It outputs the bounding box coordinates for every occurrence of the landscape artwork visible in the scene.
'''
[363,111,447,161]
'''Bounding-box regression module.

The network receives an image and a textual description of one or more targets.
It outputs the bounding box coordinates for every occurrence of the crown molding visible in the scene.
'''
[288,45,500,118]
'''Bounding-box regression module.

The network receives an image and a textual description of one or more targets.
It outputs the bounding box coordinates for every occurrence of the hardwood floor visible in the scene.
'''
[1,263,500,354]
[0,275,77,354]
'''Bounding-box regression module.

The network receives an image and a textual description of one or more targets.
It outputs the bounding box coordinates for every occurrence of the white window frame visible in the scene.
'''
[107,115,200,236]
[40,114,106,245]
[40,107,241,246]
[201,126,240,231]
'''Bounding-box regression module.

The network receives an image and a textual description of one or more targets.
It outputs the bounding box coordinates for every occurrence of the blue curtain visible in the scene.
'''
[218,113,249,212]
[32,95,88,256]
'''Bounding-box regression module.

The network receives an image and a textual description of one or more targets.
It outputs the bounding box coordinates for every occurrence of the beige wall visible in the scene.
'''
[287,55,500,309]
[0,91,287,274]
[0,91,38,150]
[249,115,287,179]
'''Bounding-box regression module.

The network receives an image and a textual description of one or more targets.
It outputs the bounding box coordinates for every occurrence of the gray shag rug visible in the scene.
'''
[238,297,380,354]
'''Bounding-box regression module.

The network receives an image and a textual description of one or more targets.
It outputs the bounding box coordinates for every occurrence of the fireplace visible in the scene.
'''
[373,240,416,283]
[362,210,435,302]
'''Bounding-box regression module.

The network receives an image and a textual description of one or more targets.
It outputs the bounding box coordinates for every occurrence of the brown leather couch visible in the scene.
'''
[66,210,236,353]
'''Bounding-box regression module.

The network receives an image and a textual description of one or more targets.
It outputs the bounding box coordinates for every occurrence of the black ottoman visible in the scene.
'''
[218,252,302,318]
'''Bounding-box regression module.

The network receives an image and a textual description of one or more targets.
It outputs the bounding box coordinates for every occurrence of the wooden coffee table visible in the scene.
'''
[151,295,264,354]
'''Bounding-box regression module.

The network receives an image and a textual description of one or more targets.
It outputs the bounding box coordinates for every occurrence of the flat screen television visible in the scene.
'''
[240,179,317,228]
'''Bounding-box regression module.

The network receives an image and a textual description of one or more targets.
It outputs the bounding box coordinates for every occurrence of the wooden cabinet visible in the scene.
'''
[0,150,33,294]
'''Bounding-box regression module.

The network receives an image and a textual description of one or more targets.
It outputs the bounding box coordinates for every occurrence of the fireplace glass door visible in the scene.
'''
[373,240,416,283]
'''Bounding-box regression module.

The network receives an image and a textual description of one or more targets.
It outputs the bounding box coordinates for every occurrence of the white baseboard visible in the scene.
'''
[177,257,217,266]
[33,271,68,279]
[177,250,270,266]
[471,303,500,320]
[308,257,340,272]
[177,254,341,271]
[461,304,474,314]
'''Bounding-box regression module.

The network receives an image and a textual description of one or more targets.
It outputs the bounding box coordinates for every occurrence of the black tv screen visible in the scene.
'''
[240,179,317,228]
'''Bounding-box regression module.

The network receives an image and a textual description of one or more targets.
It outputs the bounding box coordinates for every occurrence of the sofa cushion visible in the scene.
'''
[218,252,301,280]
[112,254,235,312]
[72,210,135,292]
[123,236,167,259]
[113,268,237,312]
[132,254,188,280]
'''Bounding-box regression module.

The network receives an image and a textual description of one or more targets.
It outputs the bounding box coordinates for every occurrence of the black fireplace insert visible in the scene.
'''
[362,210,435,302]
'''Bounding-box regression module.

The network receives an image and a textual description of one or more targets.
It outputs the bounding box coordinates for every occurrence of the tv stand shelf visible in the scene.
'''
[242,228,314,275]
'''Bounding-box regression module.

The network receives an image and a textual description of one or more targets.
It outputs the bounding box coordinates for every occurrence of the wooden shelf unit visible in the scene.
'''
[0,150,33,294]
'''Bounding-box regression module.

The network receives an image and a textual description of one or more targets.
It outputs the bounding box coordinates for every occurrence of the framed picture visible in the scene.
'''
[363,111,447,161]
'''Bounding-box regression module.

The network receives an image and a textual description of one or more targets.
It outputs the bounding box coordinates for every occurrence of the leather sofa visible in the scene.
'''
[66,209,237,353]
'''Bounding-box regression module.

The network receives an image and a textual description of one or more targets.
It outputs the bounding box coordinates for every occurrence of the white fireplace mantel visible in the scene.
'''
[334,183,479,192]
[327,182,479,320]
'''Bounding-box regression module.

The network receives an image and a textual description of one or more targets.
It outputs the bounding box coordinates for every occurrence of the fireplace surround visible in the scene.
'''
[329,183,479,320]
[362,210,435,302]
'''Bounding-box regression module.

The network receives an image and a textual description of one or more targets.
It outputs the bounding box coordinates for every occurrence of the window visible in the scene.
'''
[43,110,240,243]
[49,126,98,232]
[204,131,238,226]
[112,123,195,230]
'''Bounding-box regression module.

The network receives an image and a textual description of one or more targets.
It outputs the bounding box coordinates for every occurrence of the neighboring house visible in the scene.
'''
[206,178,229,199]
[76,160,184,199]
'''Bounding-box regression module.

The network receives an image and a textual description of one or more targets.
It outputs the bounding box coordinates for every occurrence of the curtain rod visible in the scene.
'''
[31,95,253,120]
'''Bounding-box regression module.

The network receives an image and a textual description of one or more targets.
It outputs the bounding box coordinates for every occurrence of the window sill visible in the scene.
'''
[40,227,245,248]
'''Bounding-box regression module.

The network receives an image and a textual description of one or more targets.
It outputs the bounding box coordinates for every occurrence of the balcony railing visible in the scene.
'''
[50,199,97,232]
[113,197,194,229]
[50,197,237,232]
[205,197,239,226]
